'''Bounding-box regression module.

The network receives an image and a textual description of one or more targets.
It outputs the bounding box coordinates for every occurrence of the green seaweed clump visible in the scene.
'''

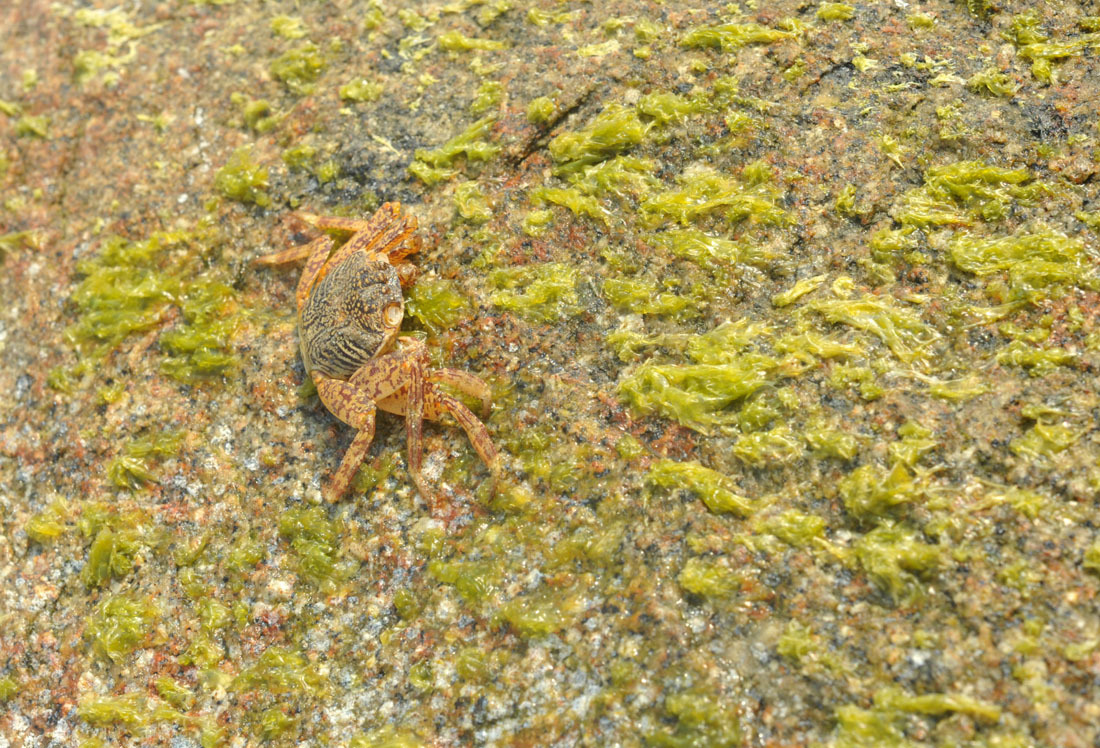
[967,67,1017,97]
[852,522,942,602]
[526,96,555,124]
[25,499,70,544]
[548,103,646,173]
[454,180,492,223]
[809,295,938,363]
[215,146,271,207]
[339,78,383,102]
[77,693,181,728]
[839,463,918,521]
[0,676,18,702]
[679,556,738,597]
[269,42,326,95]
[648,459,756,516]
[651,228,776,271]
[410,116,499,185]
[495,588,580,636]
[602,278,695,317]
[948,228,1092,298]
[618,321,782,431]
[86,595,158,662]
[438,30,507,51]
[278,506,357,590]
[817,3,855,22]
[406,278,471,333]
[232,646,326,695]
[79,504,153,587]
[680,22,794,51]
[996,340,1075,376]
[647,688,740,747]
[428,559,499,604]
[489,262,581,323]
[641,165,787,227]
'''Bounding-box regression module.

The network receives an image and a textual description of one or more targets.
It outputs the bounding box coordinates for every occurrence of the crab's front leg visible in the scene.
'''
[348,338,433,501]
[314,374,377,501]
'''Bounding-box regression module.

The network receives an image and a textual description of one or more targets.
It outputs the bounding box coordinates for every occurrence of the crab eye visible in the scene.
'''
[383,301,403,327]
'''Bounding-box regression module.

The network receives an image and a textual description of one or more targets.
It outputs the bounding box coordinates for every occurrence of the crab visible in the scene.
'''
[257,202,499,502]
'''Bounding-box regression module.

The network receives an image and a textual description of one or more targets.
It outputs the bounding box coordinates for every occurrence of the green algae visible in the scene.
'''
[651,228,777,271]
[648,459,756,516]
[967,67,1017,98]
[996,339,1076,376]
[496,588,580,636]
[762,510,826,547]
[530,185,609,223]
[339,78,383,102]
[817,3,855,22]
[351,727,427,748]
[470,80,503,115]
[87,595,158,662]
[648,688,740,747]
[214,147,270,207]
[454,180,492,223]
[278,506,357,590]
[731,425,802,466]
[680,22,794,51]
[107,431,183,489]
[808,295,938,363]
[839,463,918,521]
[270,42,326,95]
[1010,421,1082,458]
[80,505,154,588]
[25,499,70,544]
[803,423,860,460]
[640,165,787,227]
[522,208,554,236]
[66,231,240,383]
[155,677,194,710]
[489,262,581,323]
[410,115,499,185]
[548,103,646,173]
[679,556,738,597]
[77,693,184,729]
[526,96,555,124]
[602,278,695,317]
[428,559,499,604]
[948,228,1093,298]
[14,114,48,138]
[619,354,780,432]
[438,30,507,51]
[406,278,471,333]
[232,646,326,695]
[0,676,18,702]
[852,522,942,602]
[257,708,297,740]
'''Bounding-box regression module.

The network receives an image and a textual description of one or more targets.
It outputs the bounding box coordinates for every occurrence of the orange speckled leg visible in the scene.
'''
[315,375,378,502]
[255,234,335,312]
[377,384,499,478]
[428,369,492,418]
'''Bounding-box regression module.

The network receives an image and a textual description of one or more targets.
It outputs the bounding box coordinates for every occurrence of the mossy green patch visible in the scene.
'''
[270,42,326,95]
[852,522,942,602]
[641,165,787,227]
[339,78,383,102]
[839,463,918,521]
[602,277,696,317]
[680,22,794,51]
[761,511,826,547]
[215,147,270,207]
[278,506,357,590]
[25,499,70,544]
[808,295,938,363]
[648,688,740,747]
[454,180,492,223]
[949,228,1093,298]
[438,30,507,51]
[232,646,326,695]
[87,595,158,662]
[548,103,646,173]
[489,263,581,323]
[648,459,756,516]
[410,116,499,185]
[406,278,471,333]
[817,3,855,22]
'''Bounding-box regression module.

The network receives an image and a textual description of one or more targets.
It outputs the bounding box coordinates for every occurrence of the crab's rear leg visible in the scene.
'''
[301,203,422,267]
[428,369,493,418]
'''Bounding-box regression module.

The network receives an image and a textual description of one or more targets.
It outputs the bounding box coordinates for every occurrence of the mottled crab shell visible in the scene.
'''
[298,251,404,379]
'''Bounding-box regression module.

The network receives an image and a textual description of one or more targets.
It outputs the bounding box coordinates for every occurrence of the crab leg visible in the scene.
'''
[428,369,493,418]
[376,386,499,475]
[315,376,379,502]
